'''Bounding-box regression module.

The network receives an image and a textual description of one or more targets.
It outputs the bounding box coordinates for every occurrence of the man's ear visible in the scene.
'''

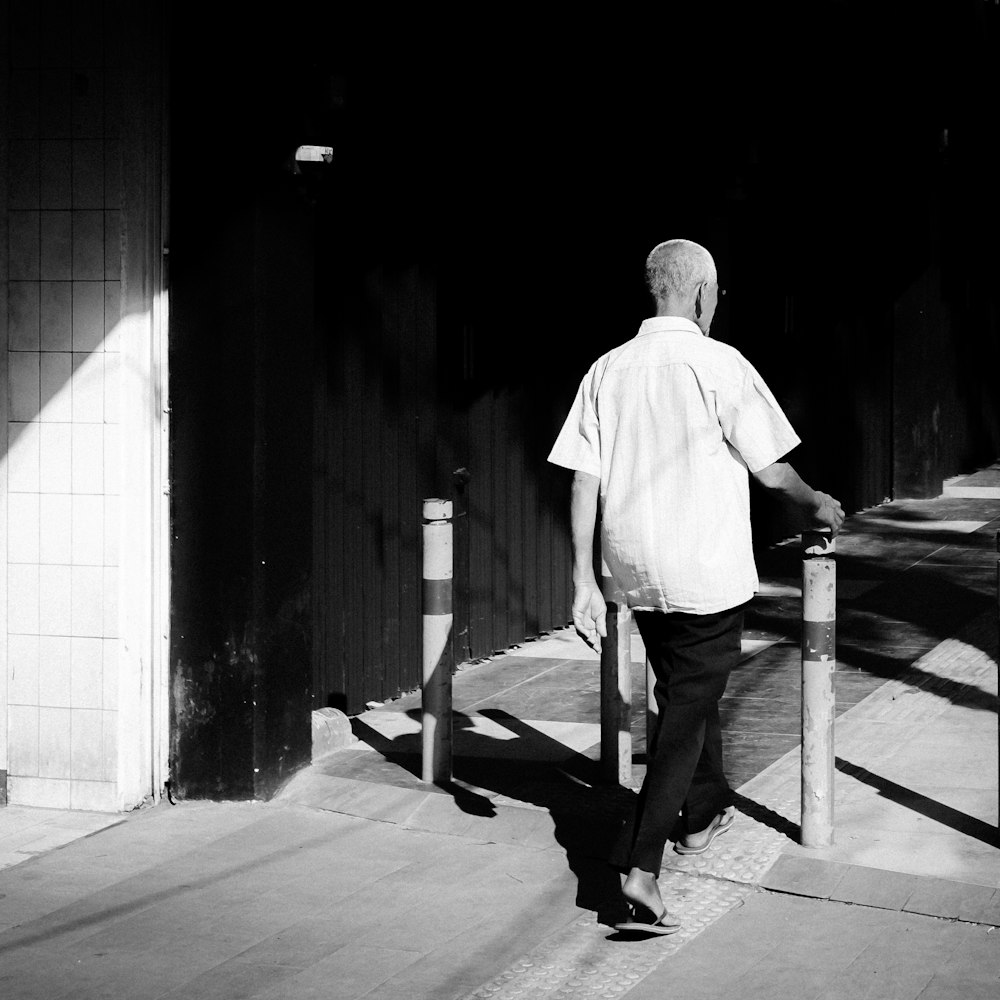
[694,283,704,318]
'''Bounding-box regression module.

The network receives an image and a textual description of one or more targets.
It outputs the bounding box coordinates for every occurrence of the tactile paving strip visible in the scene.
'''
[465,873,755,1000]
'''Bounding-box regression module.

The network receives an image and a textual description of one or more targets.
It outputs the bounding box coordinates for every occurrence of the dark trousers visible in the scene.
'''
[612,602,745,875]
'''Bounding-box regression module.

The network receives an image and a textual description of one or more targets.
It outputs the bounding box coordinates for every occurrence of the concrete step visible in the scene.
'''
[943,461,1000,499]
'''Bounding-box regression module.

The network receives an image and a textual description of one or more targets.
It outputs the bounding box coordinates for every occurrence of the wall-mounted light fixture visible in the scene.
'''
[295,145,335,165]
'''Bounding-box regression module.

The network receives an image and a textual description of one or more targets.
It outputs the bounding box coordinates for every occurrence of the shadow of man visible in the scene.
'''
[351,708,635,925]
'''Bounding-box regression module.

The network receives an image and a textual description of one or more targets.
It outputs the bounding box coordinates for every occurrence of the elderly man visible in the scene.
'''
[548,239,844,934]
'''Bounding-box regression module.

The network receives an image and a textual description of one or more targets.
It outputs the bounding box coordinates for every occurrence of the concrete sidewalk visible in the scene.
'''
[0,494,997,999]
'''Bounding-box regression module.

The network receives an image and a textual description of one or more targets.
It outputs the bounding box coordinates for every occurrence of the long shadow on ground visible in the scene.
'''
[351,711,634,925]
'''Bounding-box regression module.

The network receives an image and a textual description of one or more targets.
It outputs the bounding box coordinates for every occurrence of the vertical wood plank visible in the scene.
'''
[380,266,401,699]
[521,384,541,639]
[431,272,468,668]
[490,385,509,652]
[311,301,328,708]
[506,384,526,643]
[361,265,385,701]
[396,264,421,698]
[341,274,367,713]
[536,448,555,635]
[323,262,350,711]
[413,267,440,689]
[467,384,492,657]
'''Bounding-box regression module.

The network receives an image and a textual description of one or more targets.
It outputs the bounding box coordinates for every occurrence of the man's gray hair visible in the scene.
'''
[645,239,717,303]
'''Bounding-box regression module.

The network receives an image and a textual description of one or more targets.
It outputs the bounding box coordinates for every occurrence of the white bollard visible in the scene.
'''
[422,499,453,784]
[801,528,836,847]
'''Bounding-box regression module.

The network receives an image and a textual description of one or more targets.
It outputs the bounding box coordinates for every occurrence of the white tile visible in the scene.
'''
[103,495,119,565]
[8,421,41,493]
[70,780,118,812]
[71,495,103,565]
[72,141,104,208]
[102,639,118,710]
[40,493,72,563]
[103,425,119,495]
[71,352,104,422]
[8,706,39,776]
[103,352,120,423]
[38,707,72,779]
[39,564,72,636]
[8,564,40,634]
[40,281,73,352]
[10,211,41,279]
[9,281,41,351]
[71,424,103,494]
[7,492,40,563]
[9,352,40,422]
[7,635,40,705]
[41,211,72,280]
[39,352,72,421]
[104,212,122,280]
[70,708,103,780]
[103,283,122,351]
[38,635,72,707]
[9,776,72,810]
[72,280,104,350]
[39,423,72,493]
[70,637,102,709]
[102,567,118,638]
[71,565,103,636]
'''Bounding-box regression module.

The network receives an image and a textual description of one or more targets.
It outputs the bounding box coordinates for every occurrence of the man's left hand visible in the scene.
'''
[572,583,608,652]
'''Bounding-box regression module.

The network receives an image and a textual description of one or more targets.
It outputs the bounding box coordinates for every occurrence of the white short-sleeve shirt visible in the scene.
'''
[548,316,801,614]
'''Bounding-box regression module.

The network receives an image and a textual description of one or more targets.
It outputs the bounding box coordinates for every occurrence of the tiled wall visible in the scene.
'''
[3,1,124,810]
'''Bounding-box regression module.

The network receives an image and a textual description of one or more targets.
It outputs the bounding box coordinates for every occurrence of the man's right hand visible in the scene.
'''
[572,582,608,653]
[813,491,845,535]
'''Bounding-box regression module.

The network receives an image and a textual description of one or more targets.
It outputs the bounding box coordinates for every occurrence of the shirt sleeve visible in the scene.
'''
[718,361,801,474]
[547,366,602,477]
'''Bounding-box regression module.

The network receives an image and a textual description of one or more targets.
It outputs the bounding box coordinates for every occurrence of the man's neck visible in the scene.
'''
[655,298,696,322]
[655,298,707,335]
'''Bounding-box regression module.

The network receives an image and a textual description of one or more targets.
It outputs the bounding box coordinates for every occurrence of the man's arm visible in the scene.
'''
[752,462,845,533]
[570,470,607,651]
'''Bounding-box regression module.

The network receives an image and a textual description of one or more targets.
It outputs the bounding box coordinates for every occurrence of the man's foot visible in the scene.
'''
[615,868,681,935]
[674,805,736,855]
[614,906,682,935]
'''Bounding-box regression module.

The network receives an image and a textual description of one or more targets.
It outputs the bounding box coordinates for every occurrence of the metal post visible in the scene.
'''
[801,528,836,847]
[422,499,453,783]
[600,561,632,787]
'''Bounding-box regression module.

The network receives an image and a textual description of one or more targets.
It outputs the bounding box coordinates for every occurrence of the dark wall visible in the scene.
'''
[168,4,1000,793]
[168,25,315,799]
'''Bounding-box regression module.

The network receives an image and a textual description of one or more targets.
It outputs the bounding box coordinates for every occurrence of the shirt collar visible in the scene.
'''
[636,316,703,338]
